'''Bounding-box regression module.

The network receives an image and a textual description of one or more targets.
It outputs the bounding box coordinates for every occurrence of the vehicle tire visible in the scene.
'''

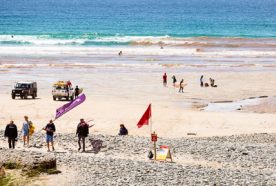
[24,94,27,99]
[66,96,69,101]
[53,96,56,101]
[12,94,15,99]
[70,96,74,100]
[20,95,24,99]
[32,94,35,99]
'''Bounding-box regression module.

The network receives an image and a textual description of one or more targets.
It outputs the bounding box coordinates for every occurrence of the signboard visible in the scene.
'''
[151,133,157,142]
[156,145,173,162]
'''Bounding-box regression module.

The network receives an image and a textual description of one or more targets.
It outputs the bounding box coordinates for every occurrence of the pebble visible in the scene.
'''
[0,131,275,185]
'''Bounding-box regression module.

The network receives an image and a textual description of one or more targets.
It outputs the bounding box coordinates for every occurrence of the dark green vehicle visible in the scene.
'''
[11,81,37,99]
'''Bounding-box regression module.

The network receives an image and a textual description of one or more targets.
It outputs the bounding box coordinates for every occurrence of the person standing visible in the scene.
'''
[75,86,80,98]
[179,79,184,93]
[163,73,167,87]
[76,119,89,152]
[67,80,72,88]
[200,75,204,87]
[4,121,18,149]
[43,120,56,152]
[172,75,177,86]
[22,116,31,147]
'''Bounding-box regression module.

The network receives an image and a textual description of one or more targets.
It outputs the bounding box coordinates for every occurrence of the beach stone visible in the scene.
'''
[1,131,276,185]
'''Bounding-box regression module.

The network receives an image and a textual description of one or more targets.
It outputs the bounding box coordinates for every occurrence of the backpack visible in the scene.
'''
[148,151,154,159]
[29,122,35,136]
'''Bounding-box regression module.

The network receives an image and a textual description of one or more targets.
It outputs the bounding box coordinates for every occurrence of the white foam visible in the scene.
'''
[0,35,87,45]
[0,45,196,56]
[204,98,262,112]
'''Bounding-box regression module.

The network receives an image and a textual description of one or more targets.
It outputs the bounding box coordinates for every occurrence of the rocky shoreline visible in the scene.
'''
[0,131,275,185]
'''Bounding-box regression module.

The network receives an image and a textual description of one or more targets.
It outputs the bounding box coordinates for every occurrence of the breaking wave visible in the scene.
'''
[1,34,276,49]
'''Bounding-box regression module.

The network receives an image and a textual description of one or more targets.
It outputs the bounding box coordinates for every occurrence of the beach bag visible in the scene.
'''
[29,122,35,136]
[148,151,154,159]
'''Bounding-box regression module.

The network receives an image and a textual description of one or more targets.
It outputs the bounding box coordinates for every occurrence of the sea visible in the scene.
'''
[0,0,276,71]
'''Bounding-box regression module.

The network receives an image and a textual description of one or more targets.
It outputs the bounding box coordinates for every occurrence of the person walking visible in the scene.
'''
[75,86,80,98]
[43,120,56,152]
[22,116,32,147]
[76,119,89,152]
[179,79,184,93]
[4,121,18,149]
[200,75,204,87]
[163,73,167,87]
[172,75,177,86]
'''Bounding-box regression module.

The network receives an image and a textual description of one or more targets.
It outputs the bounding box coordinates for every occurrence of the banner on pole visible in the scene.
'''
[55,94,86,119]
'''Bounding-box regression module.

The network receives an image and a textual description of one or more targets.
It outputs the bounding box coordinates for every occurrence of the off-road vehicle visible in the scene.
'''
[52,81,75,101]
[12,81,37,99]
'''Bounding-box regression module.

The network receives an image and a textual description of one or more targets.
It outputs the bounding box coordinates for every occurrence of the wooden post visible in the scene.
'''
[151,131,157,160]
[154,140,157,160]
[150,104,153,134]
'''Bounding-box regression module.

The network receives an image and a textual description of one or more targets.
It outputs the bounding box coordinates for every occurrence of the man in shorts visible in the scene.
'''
[44,120,56,152]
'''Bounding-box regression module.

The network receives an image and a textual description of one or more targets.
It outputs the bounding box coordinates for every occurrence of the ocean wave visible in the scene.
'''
[1,35,276,49]
[1,62,276,70]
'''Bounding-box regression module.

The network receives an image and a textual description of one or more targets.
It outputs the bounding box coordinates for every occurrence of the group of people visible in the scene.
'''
[200,75,217,87]
[163,73,185,93]
[66,80,80,98]
[163,73,217,92]
[4,116,128,152]
[4,116,56,152]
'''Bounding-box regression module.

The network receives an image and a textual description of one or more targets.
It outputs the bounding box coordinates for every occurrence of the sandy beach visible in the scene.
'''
[0,58,276,138]
[1,0,276,185]
[1,41,276,185]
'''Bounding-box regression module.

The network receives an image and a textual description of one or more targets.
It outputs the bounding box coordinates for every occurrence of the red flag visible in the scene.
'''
[137,104,151,128]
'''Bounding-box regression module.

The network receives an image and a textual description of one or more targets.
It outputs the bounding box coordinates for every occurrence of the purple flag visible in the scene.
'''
[55,94,86,119]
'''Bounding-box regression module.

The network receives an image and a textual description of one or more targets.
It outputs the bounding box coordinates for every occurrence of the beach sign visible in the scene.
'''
[156,145,173,162]
[151,133,157,142]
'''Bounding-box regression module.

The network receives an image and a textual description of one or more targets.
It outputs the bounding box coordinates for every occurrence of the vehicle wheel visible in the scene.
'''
[24,94,27,99]
[53,96,56,101]
[32,94,35,99]
[66,96,69,101]
[70,96,74,100]
[20,95,24,99]
[12,94,15,99]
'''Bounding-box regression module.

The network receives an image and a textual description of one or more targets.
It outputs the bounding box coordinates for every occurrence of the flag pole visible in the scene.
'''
[150,104,156,160]
[150,104,152,135]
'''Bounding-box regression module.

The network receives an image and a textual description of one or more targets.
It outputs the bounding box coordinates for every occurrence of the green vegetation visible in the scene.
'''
[26,168,61,177]
[0,173,17,186]
[3,162,21,169]
[46,168,62,175]
[25,164,61,177]
[3,160,61,178]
